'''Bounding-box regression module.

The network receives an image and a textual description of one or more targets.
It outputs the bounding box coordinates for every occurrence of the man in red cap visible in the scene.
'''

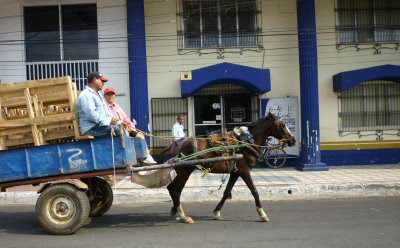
[104,87,157,165]
[76,72,119,136]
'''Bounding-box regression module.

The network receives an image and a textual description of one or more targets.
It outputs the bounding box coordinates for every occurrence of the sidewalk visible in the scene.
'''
[1,164,400,204]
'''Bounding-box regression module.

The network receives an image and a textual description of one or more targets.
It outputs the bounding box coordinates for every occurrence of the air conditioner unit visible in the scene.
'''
[180,71,192,80]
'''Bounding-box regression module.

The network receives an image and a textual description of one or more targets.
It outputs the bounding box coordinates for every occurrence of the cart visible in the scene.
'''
[0,133,242,235]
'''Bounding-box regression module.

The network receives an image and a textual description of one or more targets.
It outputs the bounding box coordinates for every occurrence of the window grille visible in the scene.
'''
[26,60,99,90]
[177,0,262,49]
[150,98,188,151]
[338,80,400,132]
[193,83,253,95]
[335,0,400,45]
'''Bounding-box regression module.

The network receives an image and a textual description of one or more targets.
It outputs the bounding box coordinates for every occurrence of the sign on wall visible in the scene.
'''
[260,97,299,156]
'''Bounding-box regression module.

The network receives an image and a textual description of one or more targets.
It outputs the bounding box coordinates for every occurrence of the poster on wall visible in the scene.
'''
[260,97,299,157]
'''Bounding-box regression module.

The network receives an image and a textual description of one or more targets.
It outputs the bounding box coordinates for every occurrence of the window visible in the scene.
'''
[335,0,400,45]
[338,80,400,132]
[177,0,261,49]
[24,4,98,62]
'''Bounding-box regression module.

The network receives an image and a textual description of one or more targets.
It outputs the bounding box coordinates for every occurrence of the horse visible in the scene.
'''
[165,112,296,223]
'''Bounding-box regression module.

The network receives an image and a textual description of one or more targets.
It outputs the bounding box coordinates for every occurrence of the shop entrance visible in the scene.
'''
[193,84,258,136]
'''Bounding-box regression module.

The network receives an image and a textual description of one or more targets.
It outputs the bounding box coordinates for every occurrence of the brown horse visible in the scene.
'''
[165,112,296,223]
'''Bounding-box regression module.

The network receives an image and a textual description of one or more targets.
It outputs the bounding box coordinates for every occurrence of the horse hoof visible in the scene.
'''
[260,215,269,222]
[213,211,222,221]
[181,217,194,224]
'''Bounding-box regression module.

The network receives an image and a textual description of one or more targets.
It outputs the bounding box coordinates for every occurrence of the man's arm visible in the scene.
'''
[80,94,112,125]
[116,104,135,129]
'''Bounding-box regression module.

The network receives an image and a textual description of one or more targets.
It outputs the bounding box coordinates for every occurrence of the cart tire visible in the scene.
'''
[36,184,90,235]
[82,177,113,217]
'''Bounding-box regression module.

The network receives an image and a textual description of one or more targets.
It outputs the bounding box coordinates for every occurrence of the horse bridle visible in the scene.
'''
[275,118,293,142]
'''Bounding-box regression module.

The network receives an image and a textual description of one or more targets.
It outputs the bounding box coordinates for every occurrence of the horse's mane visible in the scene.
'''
[247,113,277,131]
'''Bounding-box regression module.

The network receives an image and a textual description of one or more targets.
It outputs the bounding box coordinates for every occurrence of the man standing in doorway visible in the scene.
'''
[171,115,185,140]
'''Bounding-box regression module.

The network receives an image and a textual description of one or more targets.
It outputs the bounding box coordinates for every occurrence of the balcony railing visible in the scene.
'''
[26,60,99,90]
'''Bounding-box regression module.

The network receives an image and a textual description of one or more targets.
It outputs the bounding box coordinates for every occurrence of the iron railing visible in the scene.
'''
[26,60,99,90]
[177,0,262,49]
[335,0,400,45]
[338,80,400,131]
[151,97,188,152]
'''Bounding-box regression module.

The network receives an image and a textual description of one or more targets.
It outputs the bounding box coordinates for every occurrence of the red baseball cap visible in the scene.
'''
[104,87,116,95]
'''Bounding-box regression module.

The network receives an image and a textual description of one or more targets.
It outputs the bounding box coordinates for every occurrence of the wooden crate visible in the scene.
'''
[0,76,89,150]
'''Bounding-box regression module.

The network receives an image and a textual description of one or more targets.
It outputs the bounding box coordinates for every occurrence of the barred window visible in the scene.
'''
[177,0,262,49]
[335,0,400,45]
[338,80,400,132]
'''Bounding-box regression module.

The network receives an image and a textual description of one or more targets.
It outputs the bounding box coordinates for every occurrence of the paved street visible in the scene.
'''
[0,197,399,248]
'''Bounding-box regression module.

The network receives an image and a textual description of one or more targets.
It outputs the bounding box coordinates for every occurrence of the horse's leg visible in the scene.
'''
[213,172,239,221]
[240,170,269,222]
[167,168,195,224]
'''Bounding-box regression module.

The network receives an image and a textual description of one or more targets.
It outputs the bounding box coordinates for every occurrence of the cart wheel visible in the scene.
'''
[36,184,90,235]
[82,177,113,217]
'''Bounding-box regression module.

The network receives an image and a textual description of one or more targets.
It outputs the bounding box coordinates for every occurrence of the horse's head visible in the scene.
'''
[249,112,296,147]
[270,113,296,147]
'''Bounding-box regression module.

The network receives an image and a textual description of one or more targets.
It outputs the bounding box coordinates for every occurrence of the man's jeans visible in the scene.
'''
[84,124,120,137]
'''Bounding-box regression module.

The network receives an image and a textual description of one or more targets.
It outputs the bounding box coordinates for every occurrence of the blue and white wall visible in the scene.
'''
[0,0,131,114]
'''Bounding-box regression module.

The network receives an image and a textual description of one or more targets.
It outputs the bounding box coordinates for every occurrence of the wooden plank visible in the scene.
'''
[0,113,75,128]
[72,83,78,99]
[0,76,72,92]
[38,122,74,131]
[44,129,75,141]
[74,135,94,140]
[24,88,42,146]
[6,133,26,140]
[5,136,34,147]
[66,81,81,139]
[0,90,24,100]
[32,95,43,117]
[0,126,32,136]
[1,92,69,108]
[30,84,69,96]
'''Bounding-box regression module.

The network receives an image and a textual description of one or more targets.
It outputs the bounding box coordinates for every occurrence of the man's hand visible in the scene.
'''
[110,117,118,125]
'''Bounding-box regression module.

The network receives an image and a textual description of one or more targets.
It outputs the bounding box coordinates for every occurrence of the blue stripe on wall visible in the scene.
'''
[256,148,400,167]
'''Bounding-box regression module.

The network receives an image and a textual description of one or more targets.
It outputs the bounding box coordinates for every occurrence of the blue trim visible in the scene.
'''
[127,0,150,133]
[255,148,400,167]
[321,149,400,165]
[180,62,270,97]
[333,64,400,92]
[295,0,327,171]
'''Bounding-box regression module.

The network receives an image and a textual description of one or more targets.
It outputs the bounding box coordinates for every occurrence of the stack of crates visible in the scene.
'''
[0,76,89,150]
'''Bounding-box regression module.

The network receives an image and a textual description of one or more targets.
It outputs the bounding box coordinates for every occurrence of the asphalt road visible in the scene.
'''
[0,197,399,248]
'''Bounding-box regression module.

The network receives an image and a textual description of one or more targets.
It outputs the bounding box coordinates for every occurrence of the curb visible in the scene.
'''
[1,182,400,205]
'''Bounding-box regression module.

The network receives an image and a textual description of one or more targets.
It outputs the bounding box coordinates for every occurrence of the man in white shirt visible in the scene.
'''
[171,115,185,140]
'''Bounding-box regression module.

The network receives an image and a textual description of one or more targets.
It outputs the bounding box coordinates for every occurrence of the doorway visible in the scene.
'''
[193,94,257,136]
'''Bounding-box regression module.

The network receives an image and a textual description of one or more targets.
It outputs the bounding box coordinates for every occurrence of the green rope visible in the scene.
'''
[171,143,248,162]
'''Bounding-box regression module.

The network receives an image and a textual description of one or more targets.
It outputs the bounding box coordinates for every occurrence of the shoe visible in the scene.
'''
[143,155,157,165]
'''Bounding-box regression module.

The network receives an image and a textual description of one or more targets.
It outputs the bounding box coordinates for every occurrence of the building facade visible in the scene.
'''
[1,0,399,168]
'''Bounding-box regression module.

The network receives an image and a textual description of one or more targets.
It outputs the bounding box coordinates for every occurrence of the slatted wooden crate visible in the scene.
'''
[0,76,88,150]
